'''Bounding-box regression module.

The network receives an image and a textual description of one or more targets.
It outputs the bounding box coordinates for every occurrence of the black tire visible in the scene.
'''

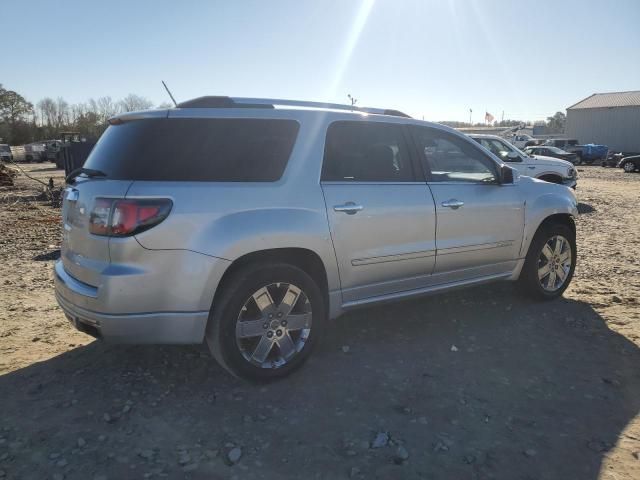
[206,262,326,381]
[518,222,576,300]
[622,161,636,173]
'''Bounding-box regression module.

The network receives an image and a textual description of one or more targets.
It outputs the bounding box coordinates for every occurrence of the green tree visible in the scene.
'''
[546,111,566,134]
[0,84,34,143]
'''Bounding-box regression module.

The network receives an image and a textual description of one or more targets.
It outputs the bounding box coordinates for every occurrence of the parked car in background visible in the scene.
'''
[618,155,640,173]
[510,134,538,149]
[603,152,624,168]
[0,144,13,162]
[543,139,608,165]
[524,146,578,164]
[470,134,577,188]
[55,96,579,381]
[24,143,46,162]
[543,138,579,151]
[575,144,609,165]
[45,140,63,163]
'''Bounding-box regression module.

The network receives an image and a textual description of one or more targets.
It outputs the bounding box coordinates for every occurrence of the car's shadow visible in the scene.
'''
[578,202,596,214]
[1,284,638,479]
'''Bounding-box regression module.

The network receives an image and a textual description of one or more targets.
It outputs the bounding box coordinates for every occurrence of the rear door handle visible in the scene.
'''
[334,202,364,215]
[441,199,464,209]
[527,166,536,170]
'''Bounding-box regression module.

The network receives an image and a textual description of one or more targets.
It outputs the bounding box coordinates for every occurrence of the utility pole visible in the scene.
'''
[469,108,472,125]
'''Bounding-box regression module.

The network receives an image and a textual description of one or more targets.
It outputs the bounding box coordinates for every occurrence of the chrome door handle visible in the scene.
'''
[333,202,364,215]
[441,199,464,209]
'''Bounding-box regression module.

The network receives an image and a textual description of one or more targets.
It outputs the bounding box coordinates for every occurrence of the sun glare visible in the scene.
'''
[325,0,375,100]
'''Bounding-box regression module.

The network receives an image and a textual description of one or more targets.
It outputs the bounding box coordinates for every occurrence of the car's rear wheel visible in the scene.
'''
[623,161,636,173]
[519,223,576,300]
[206,262,325,381]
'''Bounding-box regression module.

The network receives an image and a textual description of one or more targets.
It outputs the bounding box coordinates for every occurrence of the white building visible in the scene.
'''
[566,91,640,153]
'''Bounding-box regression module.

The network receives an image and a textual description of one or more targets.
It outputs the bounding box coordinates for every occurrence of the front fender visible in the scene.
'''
[520,180,578,257]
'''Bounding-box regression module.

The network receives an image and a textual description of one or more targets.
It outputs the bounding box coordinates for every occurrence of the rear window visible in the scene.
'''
[83,118,300,182]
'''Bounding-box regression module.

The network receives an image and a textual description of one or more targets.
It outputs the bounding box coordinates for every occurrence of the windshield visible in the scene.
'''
[502,139,528,157]
[475,137,528,160]
[0,145,11,153]
[547,146,568,154]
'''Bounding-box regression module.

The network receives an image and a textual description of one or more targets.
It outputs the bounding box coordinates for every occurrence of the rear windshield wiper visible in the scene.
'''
[66,168,107,184]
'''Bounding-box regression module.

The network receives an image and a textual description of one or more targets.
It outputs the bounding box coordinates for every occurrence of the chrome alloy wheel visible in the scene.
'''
[623,162,635,173]
[538,235,572,292]
[235,283,312,369]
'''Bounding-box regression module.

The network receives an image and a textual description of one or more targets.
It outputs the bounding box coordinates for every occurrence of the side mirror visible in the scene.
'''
[500,164,519,184]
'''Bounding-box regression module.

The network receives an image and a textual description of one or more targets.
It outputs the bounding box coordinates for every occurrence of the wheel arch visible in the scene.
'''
[520,190,578,259]
[535,213,576,237]
[211,247,332,320]
[537,173,564,184]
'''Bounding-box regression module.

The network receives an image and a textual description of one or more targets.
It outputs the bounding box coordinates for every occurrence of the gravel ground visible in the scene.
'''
[0,164,639,480]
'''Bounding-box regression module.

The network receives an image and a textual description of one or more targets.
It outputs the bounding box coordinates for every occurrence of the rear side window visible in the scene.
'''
[84,118,299,182]
[322,121,415,182]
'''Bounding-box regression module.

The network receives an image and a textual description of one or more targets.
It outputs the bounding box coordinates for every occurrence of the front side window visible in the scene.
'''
[322,121,415,182]
[547,147,566,154]
[412,127,498,183]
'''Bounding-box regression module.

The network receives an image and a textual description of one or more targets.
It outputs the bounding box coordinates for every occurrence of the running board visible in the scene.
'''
[341,272,512,310]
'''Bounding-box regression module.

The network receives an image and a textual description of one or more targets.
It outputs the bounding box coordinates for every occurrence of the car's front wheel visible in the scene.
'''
[623,161,636,173]
[206,262,325,381]
[519,222,576,300]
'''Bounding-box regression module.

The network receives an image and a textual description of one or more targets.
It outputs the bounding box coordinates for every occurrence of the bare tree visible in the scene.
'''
[119,94,153,112]
[37,97,57,129]
[54,97,69,128]
[96,96,118,122]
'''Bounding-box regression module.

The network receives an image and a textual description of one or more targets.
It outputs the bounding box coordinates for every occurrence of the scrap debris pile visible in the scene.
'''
[0,161,63,207]
[0,162,17,186]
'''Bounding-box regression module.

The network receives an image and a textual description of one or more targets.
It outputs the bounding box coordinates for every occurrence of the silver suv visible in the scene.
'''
[55,97,578,381]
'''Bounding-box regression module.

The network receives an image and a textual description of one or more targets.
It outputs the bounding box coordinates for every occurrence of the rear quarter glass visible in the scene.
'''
[83,118,300,182]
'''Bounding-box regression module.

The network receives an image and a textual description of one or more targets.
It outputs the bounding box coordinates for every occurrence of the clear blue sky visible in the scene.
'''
[3,0,639,122]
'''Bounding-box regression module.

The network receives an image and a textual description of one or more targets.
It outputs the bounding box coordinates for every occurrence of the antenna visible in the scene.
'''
[162,80,178,107]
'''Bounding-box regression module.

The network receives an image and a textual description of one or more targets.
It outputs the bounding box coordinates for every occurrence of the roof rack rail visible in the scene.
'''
[176,96,411,118]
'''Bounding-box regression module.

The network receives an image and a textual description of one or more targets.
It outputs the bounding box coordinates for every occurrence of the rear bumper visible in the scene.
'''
[55,289,208,344]
[53,254,226,344]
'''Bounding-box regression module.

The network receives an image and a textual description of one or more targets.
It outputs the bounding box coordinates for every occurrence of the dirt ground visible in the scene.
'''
[0,163,638,480]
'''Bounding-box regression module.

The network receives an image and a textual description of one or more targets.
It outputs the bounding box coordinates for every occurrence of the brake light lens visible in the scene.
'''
[89,198,172,236]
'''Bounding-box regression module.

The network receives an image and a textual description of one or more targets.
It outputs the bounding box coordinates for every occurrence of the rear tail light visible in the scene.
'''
[89,198,172,237]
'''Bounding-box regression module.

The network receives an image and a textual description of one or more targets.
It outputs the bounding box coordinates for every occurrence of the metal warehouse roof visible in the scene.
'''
[568,90,640,109]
